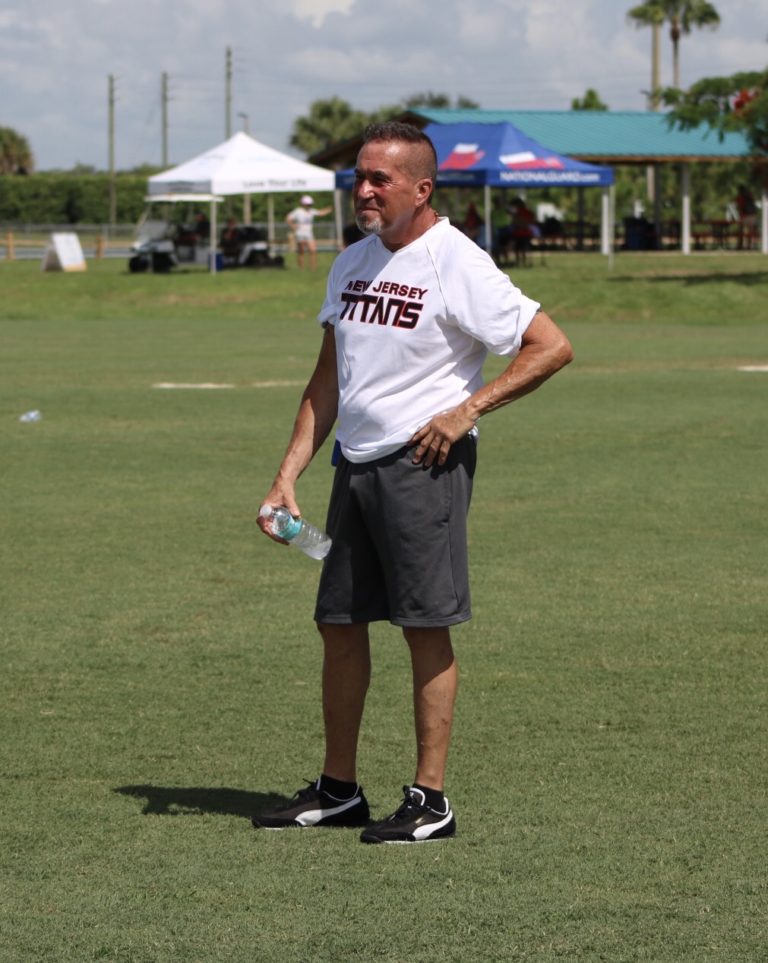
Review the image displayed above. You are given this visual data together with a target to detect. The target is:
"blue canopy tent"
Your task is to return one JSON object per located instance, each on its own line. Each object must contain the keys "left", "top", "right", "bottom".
{"left": 336, "top": 121, "right": 615, "bottom": 254}
{"left": 425, "top": 121, "right": 615, "bottom": 256}
{"left": 426, "top": 121, "right": 613, "bottom": 186}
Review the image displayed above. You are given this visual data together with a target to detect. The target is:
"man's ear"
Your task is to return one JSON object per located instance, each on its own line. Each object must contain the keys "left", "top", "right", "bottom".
{"left": 415, "top": 178, "right": 433, "bottom": 207}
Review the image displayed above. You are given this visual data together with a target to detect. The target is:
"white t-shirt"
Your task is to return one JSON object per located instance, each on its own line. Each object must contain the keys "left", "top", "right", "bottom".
{"left": 318, "top": 217, "right": 540, "bottom": 463}
{"left": 287, "top": 207, "right": 317, "bottom": 241}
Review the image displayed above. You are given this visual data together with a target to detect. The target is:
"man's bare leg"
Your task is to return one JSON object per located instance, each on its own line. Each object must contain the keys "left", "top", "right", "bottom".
{"left": 317, "top": 622, "right": 371, "bottom": 783}
{"left": 403, "top": 626, "right": 457, "bottom": 790}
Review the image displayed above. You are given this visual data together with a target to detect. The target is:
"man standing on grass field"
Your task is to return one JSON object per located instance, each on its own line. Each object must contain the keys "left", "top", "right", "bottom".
{"left": 253, "top": 121, "right": 573, "bottom": 844}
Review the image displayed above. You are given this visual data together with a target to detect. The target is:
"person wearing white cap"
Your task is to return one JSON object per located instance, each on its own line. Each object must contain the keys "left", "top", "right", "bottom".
{"left": 286, "top": 194, "right": 333, "bottom": 270}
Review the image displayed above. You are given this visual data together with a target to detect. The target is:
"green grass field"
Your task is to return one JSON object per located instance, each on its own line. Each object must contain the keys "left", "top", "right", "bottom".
{"left": 1, "top": 253, "right": 767, "bottom": 961}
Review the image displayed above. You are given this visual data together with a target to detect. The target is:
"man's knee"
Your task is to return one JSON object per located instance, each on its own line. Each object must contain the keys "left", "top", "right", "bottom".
{"left": 402, "top": 626, "right": 455, "bottom": 667}
{"left": 317, "top": 621, "right": 370, "bottom": 658}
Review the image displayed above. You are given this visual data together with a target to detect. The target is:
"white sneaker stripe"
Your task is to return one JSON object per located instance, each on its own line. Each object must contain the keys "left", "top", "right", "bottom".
{"left": 412, "top": 807, "right": 454, "bottom": 840}
{"left": 295, "top": 796, "right": 360, "bottom": 826}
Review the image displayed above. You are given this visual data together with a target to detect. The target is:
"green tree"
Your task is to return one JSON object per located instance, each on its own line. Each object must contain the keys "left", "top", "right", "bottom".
{"left": 571, "top": 89, "right": 609, "bottom": 111}
{"left": 363, "top": 93, "right": 481, "bottom": 129}
{"left": 403, "top": 92, "right": 480, "bottom": 110}
{"left": 0, "top": 126, "right": 35, "bottom": 174}
{"left": 292, "top": 93, "right": 481, "bottom": 158}
{"left": 663, "top": 68, "right": 768, "bottom": 157}
{"left": 289, "top": 97, "right": 368, "bottom": 156}
{"left": 628, "top": 0, "right": 720, "bottom": 89}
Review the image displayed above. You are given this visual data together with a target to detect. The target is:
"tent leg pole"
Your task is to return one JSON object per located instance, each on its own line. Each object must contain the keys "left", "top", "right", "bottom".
{"left": 484, "top": 184, "right": 492, "bottom": 255}
{"left": 210, "top": 200, "right": 217, "bottom": 275}
{"left": 267, "top": 195, "right": 275, "bottom": 252}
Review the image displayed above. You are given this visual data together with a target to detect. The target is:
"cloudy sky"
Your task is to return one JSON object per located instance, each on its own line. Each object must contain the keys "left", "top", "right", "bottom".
{"left": 1, "top": 0, "right": 765, "bottom": 171}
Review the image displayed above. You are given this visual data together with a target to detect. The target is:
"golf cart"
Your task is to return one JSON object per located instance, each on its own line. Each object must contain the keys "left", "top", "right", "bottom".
{"left": 128, "top": 194, "right": 219, "bottom": 274}
{"left": 128, "top": 219, "right": 181, "bottom": 273}
{"left": 129, "top": 196, "right": 283, "bottom": 274}
{"left": 219, "top": 223, "right": 284, "bottom": 269}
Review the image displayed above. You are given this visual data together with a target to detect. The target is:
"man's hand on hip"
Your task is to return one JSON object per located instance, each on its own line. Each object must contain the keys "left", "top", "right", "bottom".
{"left": 409, "top": 408, "right": 476, "bottom": 468}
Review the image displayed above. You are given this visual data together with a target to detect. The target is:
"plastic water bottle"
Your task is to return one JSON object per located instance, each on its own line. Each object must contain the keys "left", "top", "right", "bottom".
{"left": 19, "top": 410, "right": 42, "bottom": 423}
{"left": 259, "top": 505, "right": 331, "bottom": 560}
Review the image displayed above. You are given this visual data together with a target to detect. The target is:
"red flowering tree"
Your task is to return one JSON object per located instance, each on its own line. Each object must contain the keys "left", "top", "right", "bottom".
{"left": 662, "top": 68, "right": 768, "bottom": 158}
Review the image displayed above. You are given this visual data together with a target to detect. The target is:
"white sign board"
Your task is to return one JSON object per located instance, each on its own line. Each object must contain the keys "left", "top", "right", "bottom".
{"left": 41, "top": 232, "right": 87, "bottom": 272}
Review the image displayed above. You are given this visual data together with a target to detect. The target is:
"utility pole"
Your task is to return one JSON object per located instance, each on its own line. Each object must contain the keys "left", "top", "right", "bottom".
{"left": 161, "top": 71, "right": 169, "bottom": 167}
{"left": 651, "top": 22, "right": 661, "bottom": 110}
{"left": 225, "top": 46, "right": 233, "bottom": 139}
{"left": 108, "top": 74, "right": 116, "bottom": 229}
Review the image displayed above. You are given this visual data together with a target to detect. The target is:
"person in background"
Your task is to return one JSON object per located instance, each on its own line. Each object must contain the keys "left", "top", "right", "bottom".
{"left": 462, "top": 200, "right": 482, "bottom": 244}
{"left": 735, "top": 185, "right": 757, "bottom": 251}
{"left": 253, "top": 121, "right": 573, "bottom": 844}
{"left": 286, "top": 195, "right": 333, "bottom": 269}
{"left": 510, "top": 197, "right": 537, "bottom": 268}
{"left": 193, "top": 210, "right": 210, "bottom": 244}
{"left": 220, "top": 217, "right": 241, "bottom": 263}
{"left": 491, "top": 196, "right": 512, "bottom": 264}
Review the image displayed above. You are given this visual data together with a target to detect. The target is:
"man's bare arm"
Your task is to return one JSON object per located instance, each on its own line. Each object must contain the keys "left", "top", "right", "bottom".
{"left": 410, "top": 311, "right": 573, "bottom": 467}
{"left": 258, "top": 326, "right": 338, "bottom": 536}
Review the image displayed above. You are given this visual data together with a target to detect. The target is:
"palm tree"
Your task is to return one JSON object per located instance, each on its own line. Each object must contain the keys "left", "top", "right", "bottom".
{"left": 290, "top": 97, "right": 368, "bottom": 157}
{"left": 628, "top": 0, "right": 721, "bottom": 90}
{"left": 0, "top": 127, "right": 35, "bottom": 174}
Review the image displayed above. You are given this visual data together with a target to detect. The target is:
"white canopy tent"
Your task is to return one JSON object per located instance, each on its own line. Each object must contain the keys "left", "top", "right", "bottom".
{"left": 147, "top": 132, "right": 338, "bottom": 273}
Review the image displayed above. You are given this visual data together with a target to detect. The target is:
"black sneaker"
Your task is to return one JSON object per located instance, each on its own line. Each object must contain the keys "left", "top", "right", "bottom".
{"left": 251, "top": 779, "right": 369, "bottom": 830}
{"left": 360, "top": 786, "right": 456, "bottom": 844}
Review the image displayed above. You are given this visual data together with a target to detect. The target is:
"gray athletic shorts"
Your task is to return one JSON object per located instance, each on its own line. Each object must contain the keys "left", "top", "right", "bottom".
{"left": 314, "top": 433, "right": 477, "bottom": 627}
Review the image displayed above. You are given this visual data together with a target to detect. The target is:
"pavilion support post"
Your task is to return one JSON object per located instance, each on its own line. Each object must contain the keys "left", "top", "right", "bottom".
{"left": 681, "top": 164, "right": 691, "bottom": 255}
{"left": 577, "top": 188, "right": 585, "bottom": 250}
{"left": 761, "top": 188, "right": 768, "bottom": 255}
{"left": 600, "top": 187, "right": 611, "bottom": 256}
{"left": 653, "top": 164, "right": 663, "bottom": 250}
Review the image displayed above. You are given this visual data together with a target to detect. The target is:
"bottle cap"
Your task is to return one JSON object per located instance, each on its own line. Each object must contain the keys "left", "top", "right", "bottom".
{"left": 259, "top": 504, "right": 272, "bottom": 519}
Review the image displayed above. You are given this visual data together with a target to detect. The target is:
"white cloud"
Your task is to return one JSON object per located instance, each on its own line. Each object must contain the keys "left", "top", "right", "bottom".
{"left": 456, "top": 3, "right": 520, "bottom": 50}
{"left": 0, "top": 0, "right": 763, "bottom": 170}
{"left": 287, "top": 0, "right": 356, "bottom": 28}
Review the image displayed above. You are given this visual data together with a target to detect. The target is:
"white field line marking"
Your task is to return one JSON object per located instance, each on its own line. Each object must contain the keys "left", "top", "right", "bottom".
{"left": 737, "top": 366, "right": 768, "bottom": 373}
{"left": 153, "top": 382, "right": 235, "bottom": 389}
{"left": 151, "top": 380, "right": 305, "bottom": 390}
{"left": 251, "top": 380, "right": 305, "bottom": 388}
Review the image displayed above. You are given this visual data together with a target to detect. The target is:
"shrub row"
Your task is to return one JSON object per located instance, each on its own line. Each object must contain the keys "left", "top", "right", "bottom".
{"left": 0, "top": 173, "right": 336, "bottom": 226}
{"left": 0, "top": 174, "right": 151, "bottom": 224}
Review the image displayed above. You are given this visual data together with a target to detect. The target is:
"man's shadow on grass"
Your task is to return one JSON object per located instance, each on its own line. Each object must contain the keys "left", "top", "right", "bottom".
{"left": 114, "top": 784, "right": 286, "bottom": 819}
